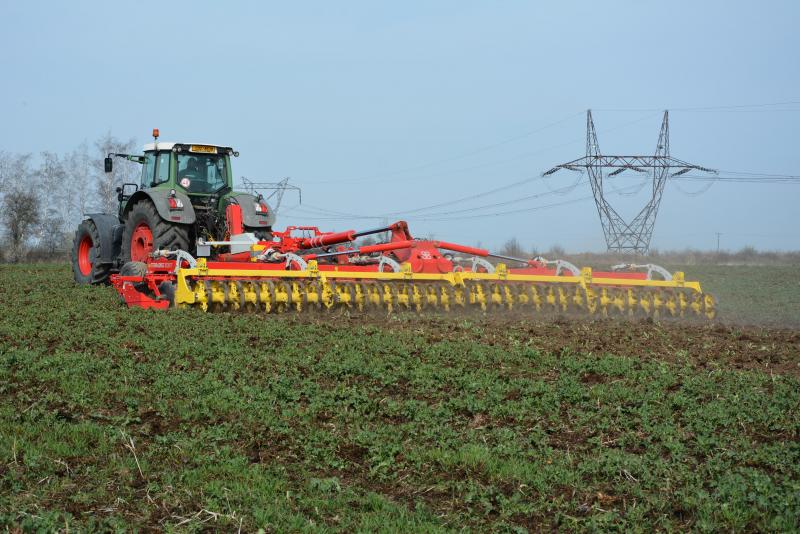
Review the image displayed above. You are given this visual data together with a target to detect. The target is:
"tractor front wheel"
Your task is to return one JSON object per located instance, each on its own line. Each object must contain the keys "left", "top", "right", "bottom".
{"left": 122, "top": 200, "right": 191, "bottom": 263}
{"left": 71, "top": 220, "right": 111, "bottom": 285}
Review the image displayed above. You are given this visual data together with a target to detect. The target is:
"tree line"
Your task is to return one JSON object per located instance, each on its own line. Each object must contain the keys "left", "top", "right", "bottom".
{"left": 0, "top": 133, "right": 141, "bottom": 262}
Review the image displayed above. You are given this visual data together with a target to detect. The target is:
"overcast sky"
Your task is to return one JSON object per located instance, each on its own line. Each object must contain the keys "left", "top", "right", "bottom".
{"left": 1, "top": 0, "right": 798, "bottom": 252}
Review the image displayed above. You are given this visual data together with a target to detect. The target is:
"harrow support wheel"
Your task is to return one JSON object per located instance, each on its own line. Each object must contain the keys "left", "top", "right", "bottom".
{"left": 159, "top": 281, "right": 176, "bottom": 308}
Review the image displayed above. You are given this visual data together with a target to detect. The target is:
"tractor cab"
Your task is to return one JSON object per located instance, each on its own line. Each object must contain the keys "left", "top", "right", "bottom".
{"left": 137, "top": 142, "right": 237, "bottom": 196}
{"left": 107, "top": 131, "right": 240, "bottom": 213}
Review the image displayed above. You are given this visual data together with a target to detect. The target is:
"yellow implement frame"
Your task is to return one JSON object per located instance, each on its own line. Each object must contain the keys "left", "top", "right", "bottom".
{"left": 172, "top": 259, "right": 716, "bottom": 319}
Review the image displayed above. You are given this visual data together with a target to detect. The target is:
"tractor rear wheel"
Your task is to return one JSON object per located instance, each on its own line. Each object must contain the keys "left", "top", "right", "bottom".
{"left": 71, "top": 219, "right": 111, "bottom": 285}
{"left": 122, "top": 200, "right": 191, "bottom": 263}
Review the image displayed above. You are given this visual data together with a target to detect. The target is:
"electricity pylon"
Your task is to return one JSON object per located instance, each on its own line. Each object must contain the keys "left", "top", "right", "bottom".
{"left": 543, "top": 110, "right": 717, "bottom": 254}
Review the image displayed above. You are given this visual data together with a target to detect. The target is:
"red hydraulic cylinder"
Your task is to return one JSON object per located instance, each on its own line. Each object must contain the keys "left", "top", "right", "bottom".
{"left": 302, "top": 240, "right": 414, "bottom": 261}
{"left": 299, "top": 230, "right": 356, "bottom": 249}
{"left": 433, "top": 241, "right": 489, "bottom": 257}
{"left": 360, "top": 240, "right": 414, "bottom": 254}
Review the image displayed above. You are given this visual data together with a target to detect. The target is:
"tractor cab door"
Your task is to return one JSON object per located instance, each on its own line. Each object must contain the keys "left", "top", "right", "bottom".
{"left": 140, "top": 152, "right": 171, "bottom": 190}
{"left": 140, "top": 152, "right": 156, "bottom": 189}
{"left": 154, "top": 152, "right": 170, "bottom": 186}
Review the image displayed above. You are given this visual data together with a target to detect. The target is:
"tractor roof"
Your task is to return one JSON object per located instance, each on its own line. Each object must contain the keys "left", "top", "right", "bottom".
{"left": 142, "top": 142, "right": 234, "bottom": 152}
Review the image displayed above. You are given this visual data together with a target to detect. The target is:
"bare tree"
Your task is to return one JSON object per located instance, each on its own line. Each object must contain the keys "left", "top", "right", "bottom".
{"left": 93, "top": 132, "right": 138, "bottom": 213}
{"left": 0, "top": 151, "right": 32, "bottom": 196}
{"left": 2, "top": 189, "right": 41, "bottom": 262}
{"left": 0, "top": 153, "right": 36, "bottom": 261}
{"left": 35, "top": 151, "right": 71, "bottom": 253}
{"left": 65, "top": 141, "right": 94, "bottom": 224}
{"left": 499, "top": 237, "right": 525, "bottom": 258}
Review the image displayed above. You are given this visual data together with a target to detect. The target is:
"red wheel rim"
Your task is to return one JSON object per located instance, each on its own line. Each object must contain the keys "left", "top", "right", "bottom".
{"left": 77, "top": 235, "right": 93, "bottom": 276}
{"left": 130, "top": 223, "right": 154, "bottom": 262}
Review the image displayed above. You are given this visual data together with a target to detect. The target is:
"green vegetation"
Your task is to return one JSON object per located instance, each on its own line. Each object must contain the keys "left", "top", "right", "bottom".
{"left": 677, "top": 264, "right": 800, "bottom": 327}
{"left": 1, "top": 264, "right": 798, "bottom": 531}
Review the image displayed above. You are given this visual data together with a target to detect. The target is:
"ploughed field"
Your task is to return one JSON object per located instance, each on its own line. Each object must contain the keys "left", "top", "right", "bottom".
{"left": 0, "top": 264, "right": 798, "bottom": 531}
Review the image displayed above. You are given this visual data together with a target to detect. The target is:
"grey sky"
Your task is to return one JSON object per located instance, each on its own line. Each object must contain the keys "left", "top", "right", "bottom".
{"left": 2, "top": 0, "right": 798, "bottom": 251}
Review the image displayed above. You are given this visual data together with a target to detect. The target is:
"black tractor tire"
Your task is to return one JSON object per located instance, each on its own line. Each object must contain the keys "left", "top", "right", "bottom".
{"left": 121, "top": 200, "right": 191, "bottom": 263}
{"left": 245, "top": 226, "right": 272, "bottom": 242}
{"left": 71, "top": 219, "right": 111, "bottom": 285}
{"left": 119, "top": 261, "right": 148, "bottom": 279}
{"left": 118, "top": 261, "right": 149, "bottom": 295}
{"left": 158, "top": 281, "right": 176, "bottom": 307}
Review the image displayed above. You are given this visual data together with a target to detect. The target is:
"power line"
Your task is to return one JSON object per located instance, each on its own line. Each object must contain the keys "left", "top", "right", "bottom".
{"left": 300, "top": 100, "right": 798, "bottom": 191}
{"left": 719, "top": 169, "right": 800, "bottom": 178}
{"left": 381, "top": 175, "right": 540, "bottom": 217}
{"left": 285, "top": 101, "right": 800, "bottom": 227}
{"left": 594, "top": 100, "right": 800, "bottom": 112}
{"left": 411, "top": 196, "right": 594, "bottom": 221}
{"left": 282, "top": 195, "right": 594, "bottom": 222}
{"left": 283, "top": 169, "right": 800, "bottom": 224}
{"left": 302, "top": 111, "right": 584, "bottom": 185}
{"left": 283, "top": 182, "right": 647, "bottom": 223}
{"left": 378, "top": 112, "right": 663, "bottom": 216}
{"left": 674, "top": 175, "right": 800, "bottom": 183}
{"left": 283, "top": 181, "right": 582, "bottom": 221}
{"left": 408, "top": 181, "right": 649, "bottom": 221}
{"left": 285, "top": 169, "right": 800, "bottom": 224}
{"left": 671, "top": 177, "right": 716, "bottom": 197}
{"left": 290, "top": 203, "right": 381, "bottom": 219}
{"left": 303, "top": 110, "right": 662, "bottom": 188}
{"left": 391, "top": 179, "right": 589, "bottom": 218}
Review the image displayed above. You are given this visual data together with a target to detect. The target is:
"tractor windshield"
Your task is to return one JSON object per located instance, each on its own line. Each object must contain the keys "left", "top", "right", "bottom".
{"left": 176, "top": 153, "right": 228, "bottom": 194}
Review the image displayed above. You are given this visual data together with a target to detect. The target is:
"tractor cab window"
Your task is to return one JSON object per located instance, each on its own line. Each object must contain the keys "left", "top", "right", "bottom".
{"left": 176, "top": 153, "right": 227, "bottom": 194}
{"left": 140, "top": 152, "right": 156, "bottom": 189}
{"left": 154, "top": 152, "right": 170, "bottom": 185}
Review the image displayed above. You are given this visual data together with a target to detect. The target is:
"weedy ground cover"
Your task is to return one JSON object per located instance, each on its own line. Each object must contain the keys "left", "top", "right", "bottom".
{"left": 0, "top": 264, "right": 798, "bottom": 531}
{"left": 677, "top": 264, "right": 800, "bottom": 328}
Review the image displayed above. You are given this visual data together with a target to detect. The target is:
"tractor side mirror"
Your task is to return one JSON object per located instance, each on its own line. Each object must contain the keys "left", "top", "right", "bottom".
{"left": 104, "top": 157, "right": 113, "bottom": 173}
{"left": 117, "top": 183, "right": 138, "bottom": 202}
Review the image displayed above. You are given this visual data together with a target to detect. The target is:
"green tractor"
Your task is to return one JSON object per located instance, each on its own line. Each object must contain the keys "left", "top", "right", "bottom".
{"left": 71, "top": 130, "right": 275, "bottom": 284}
